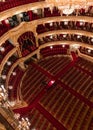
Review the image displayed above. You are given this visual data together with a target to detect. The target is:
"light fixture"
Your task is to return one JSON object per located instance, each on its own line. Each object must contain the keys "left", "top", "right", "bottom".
{"left": 0, "top": 85, "right": 16, "bottom": 108}
{"left": 1, "top": 75, "right": 6, "bottom": 80}
{"left": 50, "top": 22, "right": 53, "bottom": 26}
{"left": 62, "top": 5, "right": 75, "bottom": 15}
{"left": 17, "top": 117, "right": 31, "bottom": 130}
{"left": 91, "top": 38, "right": 93, "bottom": 42}
{"left": 88, "top": 49, "right": 91, "bottom": 53}
{"left": 18, "top": 13, "right": 23, "bottom": 18}
{"left": 62, "top": 44, "right": 65, "bottom": 47}
{"left": 50, "top": 35, "right": 53, "bottom": 39}
{"left": 8, "top": 85, "right": 13, "bottom": 90}
{"left": 5, "top": 19, "right": 9, "bottom": 24}
{"left": 64, "top": 21, "right": 68, "bottom": 25}
{"left": 77, "top": 35, "right": 81, "bottom": 39}
{"left": 14, "top": 113, "right": 20, "bottom": 120}
{"left": 8, "top": 100, "right": 16, "bottom": 107}
{"left": 7, "top": 61, "right": 12, "bottom": 66}
{"left": 32, "top": 9, "right": 38, "bottom": 14}
{"left": 71, "top": 44, "right": 80, "bottom": 49}
{"left": 0, "top": 47, "right": 5, "bottom": 52}
{"left": 46, "top": 0, "right": 88, "bottom": 15}
{"left": 12, "top": 72, "right": 16, "bottom": 76}
{"left": 50, "top": 46, "right": 53, "bottom": 49}
{"left": 80, "top": 21, "right": 84, "bottom": 26}
{"left": 0, "top": 85, "right": 8, "bottom": 107}
{"left": 63, "top": 34, "right": 66, "bottom": 38}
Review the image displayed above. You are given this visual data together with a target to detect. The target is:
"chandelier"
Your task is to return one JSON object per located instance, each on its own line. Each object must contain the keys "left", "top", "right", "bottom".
{"left": 0, "top": 84, "right": 16, "bottom": 108}
{"left": 0, "top": 85, "right": 9, "bottom": 107}
{"left": 17, "top": 116, "right": 31, "bottom": 130}
{"left": 46, "top": 0, "right": 88, "bottom": 15}
{"left": 59, "top": 5, "right": 75, "bottom": 15}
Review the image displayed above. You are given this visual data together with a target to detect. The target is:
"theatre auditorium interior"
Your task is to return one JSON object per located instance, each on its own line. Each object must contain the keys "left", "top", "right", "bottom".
{"left": 1, "top": 0, "right": 93, "bottom": 130}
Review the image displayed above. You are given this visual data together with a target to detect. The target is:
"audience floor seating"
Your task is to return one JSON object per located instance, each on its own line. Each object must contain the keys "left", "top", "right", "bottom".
{"left": 14, "top": 55, "right": 93, "bottom": 130}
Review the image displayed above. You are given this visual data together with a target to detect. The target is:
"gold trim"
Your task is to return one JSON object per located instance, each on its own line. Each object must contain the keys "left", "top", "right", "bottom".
{"left": 0, "top": 16, "right": 93, "bottom": 46}
{"left": 0, "top": 48, "right": 17, "bottom": 75}
{"left": 37, "top": 29, "right": 93, "bottom": 38}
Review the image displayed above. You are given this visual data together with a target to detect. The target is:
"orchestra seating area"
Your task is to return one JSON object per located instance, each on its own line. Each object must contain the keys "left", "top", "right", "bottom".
{"left": 21, "top": 65, "right": 49, "bottom": 104}
{"left": 19, "top": 54, "right": 93, "bottom": 130}
{"left": 27, "top": 108, "right": 56, "bottom": 130}
{"left": 39, "top": 85, "right": 93, "bottom": 130}
{"left": 60, "top": 66, "right": 93, "bottom": 102}
{"left": 38, "top": 56, "right": 71, "bottom": 75}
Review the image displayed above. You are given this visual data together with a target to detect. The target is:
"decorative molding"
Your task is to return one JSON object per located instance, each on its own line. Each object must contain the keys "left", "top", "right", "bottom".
{"left": 0, "top": 16, "right": 93, "bottom": 46}
{"left": 0, "top": 48, "right": 17, "bottom": 75}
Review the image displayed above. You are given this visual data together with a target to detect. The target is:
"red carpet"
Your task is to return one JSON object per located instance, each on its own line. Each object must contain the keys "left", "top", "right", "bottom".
{"left": 31, "top": 61, "right": 53, "bottom": 78}
{"left": 31, "top": 60, "right": 93, "bottom": 108}
{"left": 71, "top": 51, "right": 78, "bottom": 61}
{"left": 55, "top": 61, "right": 75, "bottom": 78}
{"left": 13, "top": 89, "right": 46, "bottom": 115}
{"left": 36, "top": 103, "right": 67, "bottom": 130}
{"left": 57, "top": 80, "right": 93, "bottom": 108}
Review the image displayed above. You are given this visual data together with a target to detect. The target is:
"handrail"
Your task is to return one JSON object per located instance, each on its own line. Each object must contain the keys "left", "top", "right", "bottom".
{"left": 0, "top": 16, "right": 93, "bottom": 46}
{"left": 0, "top": 48, "right": 17, "bottom": 75}
{"left": 37, "top": 29, "right": 93, "bottom": 38}
{"left": 5, "top": 40, "right": 93, "bottom": 88}
{"left": 6, "top": 49, "right": 38, "bottom": 87}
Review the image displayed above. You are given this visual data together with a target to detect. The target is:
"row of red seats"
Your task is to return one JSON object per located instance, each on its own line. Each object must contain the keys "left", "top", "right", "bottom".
{"left": 40, "top": 85, "right": 84, "bottom": 130}
{"left": 0, "top": 0, "right": 44, "bottom": 12}
{"left": 40, "top": 45, "right": 68, "bottom": 57}
{"left": 21, "top": 65, "right": 48, "bottom": 104}
{"left": 80, "top": 108, "right": 93, "bottom": 130}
